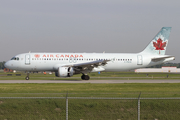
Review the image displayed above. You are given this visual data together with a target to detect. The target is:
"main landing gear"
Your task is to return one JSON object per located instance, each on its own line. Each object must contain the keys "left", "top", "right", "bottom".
{"left": 81, "top": 74, "right": 90, "bottom": 80}
{"left": 25, "top": 73, "right": 30, "bottom": 80}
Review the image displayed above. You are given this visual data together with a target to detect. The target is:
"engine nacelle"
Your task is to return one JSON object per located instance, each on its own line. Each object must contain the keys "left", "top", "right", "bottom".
{"left": 55, "top": 67, "right": 74, "bottom": 77}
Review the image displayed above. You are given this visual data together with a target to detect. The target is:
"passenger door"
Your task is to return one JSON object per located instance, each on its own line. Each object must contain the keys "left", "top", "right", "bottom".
{"left": 25, "top": 54, "right": 30, "bottom": 65}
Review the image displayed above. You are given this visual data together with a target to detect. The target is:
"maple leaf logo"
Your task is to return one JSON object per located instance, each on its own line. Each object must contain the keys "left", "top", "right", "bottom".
{"left": 34, "top": 54, "right": 40, "bottom": 58}
{"left": 153, "top": 38, "right": 166, "bottom": 54}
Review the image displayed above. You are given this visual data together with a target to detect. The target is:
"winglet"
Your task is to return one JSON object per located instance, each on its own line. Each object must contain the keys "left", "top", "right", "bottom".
{"left": 141, "top": 27, "right": 172, "bottom": 55}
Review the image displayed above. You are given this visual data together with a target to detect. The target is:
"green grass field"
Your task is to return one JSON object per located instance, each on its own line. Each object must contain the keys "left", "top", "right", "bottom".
{"left": 1, "top": 71, "right": 180, "bottom": 80}
{"left": 0, "top": 83, "right": 180, "bottom": 120}
{"left": 0, "top": 72, "right": 180, "bottom": 120}
{"left": 0, "top": 83, "right": 180, "bottom": 97}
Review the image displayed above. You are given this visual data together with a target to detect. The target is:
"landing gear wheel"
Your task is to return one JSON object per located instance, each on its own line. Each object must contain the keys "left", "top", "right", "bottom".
{"left": 25, "top": 76, "right": 29, "bottom": 80}
{"left": 84, "top": 75, "right": 90, "bottom": 80}
{"left": 25, "top": 73, "right": 30, "bottom": 80}
{"left": 81, "top": 75, "right": 85, "bottom": 80}
{"left": 81, "top": 74, "right": 90, "bottom": 80}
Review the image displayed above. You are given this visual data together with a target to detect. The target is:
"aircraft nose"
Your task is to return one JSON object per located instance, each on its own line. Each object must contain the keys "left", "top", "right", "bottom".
{"left": 4, "top": 61, "right": 10, "bottom": 68}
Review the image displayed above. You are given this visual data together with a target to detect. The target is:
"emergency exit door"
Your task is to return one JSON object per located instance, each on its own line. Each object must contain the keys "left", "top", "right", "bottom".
{"left": 137, "top": 55, "right": 143, "bottom": 65}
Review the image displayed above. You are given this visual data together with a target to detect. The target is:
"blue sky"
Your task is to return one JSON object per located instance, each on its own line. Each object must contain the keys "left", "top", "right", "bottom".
{"left": 1, "top": 0, "right": 180, "bottom": 62}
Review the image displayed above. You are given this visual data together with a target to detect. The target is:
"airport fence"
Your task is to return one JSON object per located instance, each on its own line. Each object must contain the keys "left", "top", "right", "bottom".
{"left": 0, "top": 95, "right": 180, "bottom": 120}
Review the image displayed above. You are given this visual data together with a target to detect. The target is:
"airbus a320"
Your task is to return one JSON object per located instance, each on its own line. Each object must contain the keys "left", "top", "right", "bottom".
{"left": 5, "top": 27, "right": 175, "bottom": 80}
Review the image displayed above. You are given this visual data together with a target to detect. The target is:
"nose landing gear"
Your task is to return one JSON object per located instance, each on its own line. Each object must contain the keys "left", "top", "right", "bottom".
{"left": 25, "top": 73, "right": 30, "bottom": 80}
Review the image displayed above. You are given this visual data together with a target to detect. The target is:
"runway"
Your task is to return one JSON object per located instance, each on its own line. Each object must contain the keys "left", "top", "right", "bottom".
{"left": 0, "top": 80, "right": 180, "bottom": 83}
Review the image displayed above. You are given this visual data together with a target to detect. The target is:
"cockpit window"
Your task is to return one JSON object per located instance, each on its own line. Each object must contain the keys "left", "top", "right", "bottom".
{"left": 11, "top": 57, "right": 15, "bottom": 60}
{"left": 11, "top": 57, "right": 19, "bottom": 61}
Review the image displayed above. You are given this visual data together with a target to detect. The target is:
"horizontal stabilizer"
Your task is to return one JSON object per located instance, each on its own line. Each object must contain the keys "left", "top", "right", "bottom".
{"left": 151, "top": 56, "right": 175, "bottom": 62}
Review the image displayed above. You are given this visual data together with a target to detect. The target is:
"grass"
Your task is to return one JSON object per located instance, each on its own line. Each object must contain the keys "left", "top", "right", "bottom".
{"left": 0, "top": 83, "right": 180, "bottom": 97}
{"left": 0, "top": 97, "right": 180, "bottom": 119}
{"left": 0, "top": 72, "right": 180, "bottom": 119}
{"left": 1, "top": 71, "right": 180, "bottom": 80}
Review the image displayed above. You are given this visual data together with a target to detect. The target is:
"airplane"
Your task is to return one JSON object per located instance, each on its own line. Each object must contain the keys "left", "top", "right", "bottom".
{"left": 4, "top": 27, "right": 175, "bottom": 80}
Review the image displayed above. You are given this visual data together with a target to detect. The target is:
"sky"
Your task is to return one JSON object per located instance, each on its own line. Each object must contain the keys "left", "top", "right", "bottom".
{"left": 1, "top": 0, "right": 180, "bottom": 62}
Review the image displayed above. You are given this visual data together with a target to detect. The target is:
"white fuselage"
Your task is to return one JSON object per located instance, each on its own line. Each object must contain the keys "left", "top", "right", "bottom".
{"left": 5, "top": 52, "right": 173, "bottom": 72}
{"left": 4, "top": 27, "right": 174, "bottom": 80}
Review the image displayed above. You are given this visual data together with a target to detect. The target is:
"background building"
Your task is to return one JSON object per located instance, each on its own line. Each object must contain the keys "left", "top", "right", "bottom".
{"left": 135, "top": 67, "right": 180, "bottom": 73}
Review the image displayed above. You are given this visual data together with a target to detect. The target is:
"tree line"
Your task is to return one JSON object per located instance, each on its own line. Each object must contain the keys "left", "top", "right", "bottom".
{"left": 0, "top": 62, "right": 5, "bottom": 69}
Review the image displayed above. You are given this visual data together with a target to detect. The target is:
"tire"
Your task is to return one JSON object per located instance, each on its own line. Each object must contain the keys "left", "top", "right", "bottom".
{"left": 25, "top": 76, "right": 29, "bottom": 80}
{"left": 81, "top": 75, "right": 85, "bottom": 80}
{"left": 84, "top": 75, "right": 90, "bottom": 80}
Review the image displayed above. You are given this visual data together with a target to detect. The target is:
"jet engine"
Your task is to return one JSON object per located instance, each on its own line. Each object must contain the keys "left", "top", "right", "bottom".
{"left": 55, "top": 67, "right": 74, "bottom": 77}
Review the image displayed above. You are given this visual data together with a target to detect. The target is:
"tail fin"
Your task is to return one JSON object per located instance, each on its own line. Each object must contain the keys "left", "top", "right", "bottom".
{"left": 141, "top": 27, "right": 172, "bottom": 55}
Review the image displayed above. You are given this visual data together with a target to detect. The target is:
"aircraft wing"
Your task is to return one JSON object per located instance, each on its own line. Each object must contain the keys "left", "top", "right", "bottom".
{"left": 151, "top": 56, "right": 175, "bottom": 62}
{"left": 63, "top": 60, "right": 109, "bottom": 73}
